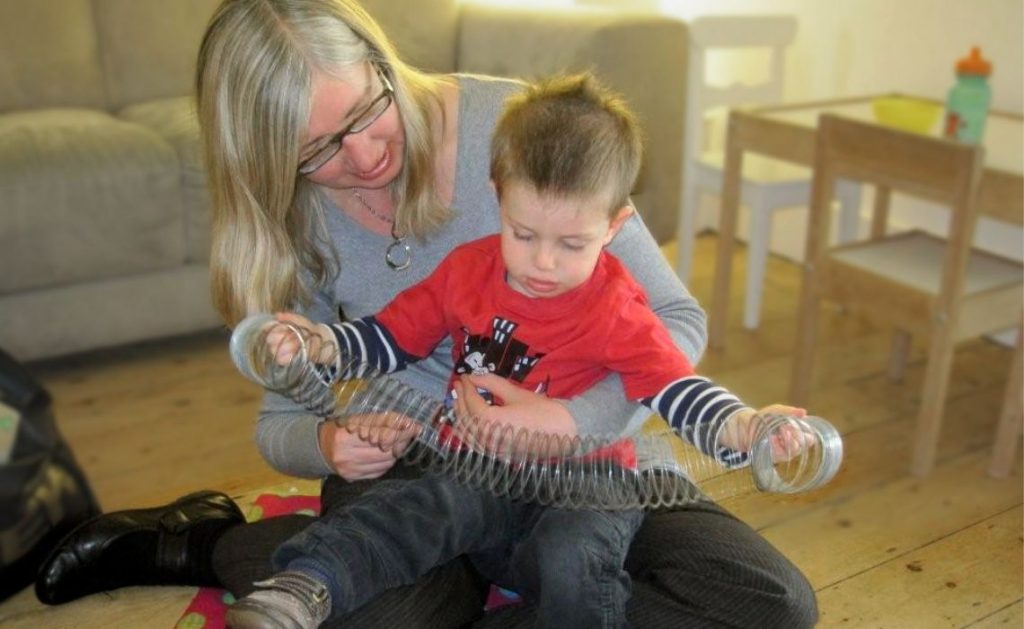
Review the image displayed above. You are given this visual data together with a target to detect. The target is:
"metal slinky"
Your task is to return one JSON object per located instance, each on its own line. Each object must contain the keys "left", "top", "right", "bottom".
{"left": 231, "top": 314, "right": 843, "bottom": 510}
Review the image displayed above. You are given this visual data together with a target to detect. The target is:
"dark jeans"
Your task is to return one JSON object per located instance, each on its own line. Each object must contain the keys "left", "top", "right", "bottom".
{"left": 212, "top": 461, "right": 818, "bottom": 628}
{"left": 272, "top": 474, "right": 642, "bottom": 628}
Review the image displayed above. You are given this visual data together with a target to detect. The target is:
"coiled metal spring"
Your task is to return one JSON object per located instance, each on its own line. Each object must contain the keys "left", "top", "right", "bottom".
{"left": 231, "top": 314, "right": 843, "bottom": 510}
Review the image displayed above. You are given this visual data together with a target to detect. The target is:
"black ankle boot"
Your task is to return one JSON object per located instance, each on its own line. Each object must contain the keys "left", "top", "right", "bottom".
{"left": 35, "top": 490, "right": 245, "bottom": 604}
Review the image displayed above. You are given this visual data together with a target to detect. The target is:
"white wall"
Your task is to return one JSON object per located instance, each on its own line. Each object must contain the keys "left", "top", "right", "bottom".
{"left": 660, "top": 0, "right": 1022, "bottom": 113}
{"left": 575, "top": 0, "right": 1024, "bottom": 262}
{"left": 495, "top": 0, "right": 1022, "bottom": 113}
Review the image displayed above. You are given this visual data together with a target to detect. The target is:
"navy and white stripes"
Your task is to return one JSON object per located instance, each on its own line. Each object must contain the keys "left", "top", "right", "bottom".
{"left": 643, "top": 376, "right": 751, "bottom": 468}
{"left": 328, "top": 316, "right": 415, "bottom": 378}
{"left": 324, "top": 318, "right": 752, "bottom": 467}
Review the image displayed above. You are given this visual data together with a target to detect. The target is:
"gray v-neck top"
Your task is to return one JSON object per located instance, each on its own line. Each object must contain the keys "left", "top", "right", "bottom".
{"left": 255, "top": 75, "right": 707, "bottom": 478}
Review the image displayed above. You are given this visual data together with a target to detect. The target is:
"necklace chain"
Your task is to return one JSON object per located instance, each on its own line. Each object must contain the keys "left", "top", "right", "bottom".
{"left": 351, "top": 190, "right": 394, "bottom": 225}
{"left": 350, "top": 189, "right": 411, "bottom": 271}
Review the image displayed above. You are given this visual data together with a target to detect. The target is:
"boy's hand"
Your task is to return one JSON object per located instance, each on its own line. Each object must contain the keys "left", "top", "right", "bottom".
{"left": 719, "top": 404, "right": 807, "bottom": 460}
{"left": 265, "top": 312, "right": 336, "bottom": 366}
{"left": 451, "top": 374, "right": 577, "bottom": 457}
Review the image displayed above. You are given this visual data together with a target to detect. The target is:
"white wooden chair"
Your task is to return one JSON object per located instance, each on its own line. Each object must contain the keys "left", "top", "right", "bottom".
{"left": 675, "top": 15, "right": 862, "bottom": 329}
{"left": 789, "top": 114, "right": 1023, "bottom": 478}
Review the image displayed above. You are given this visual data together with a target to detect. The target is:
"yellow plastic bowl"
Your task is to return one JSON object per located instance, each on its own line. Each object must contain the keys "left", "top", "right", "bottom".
{"left": 872, "top": 97, "right": 942, "bottom": 134}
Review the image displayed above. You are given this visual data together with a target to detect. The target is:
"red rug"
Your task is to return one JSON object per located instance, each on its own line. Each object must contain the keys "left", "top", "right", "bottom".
{"left": 174, "top": 492, "right": 320, "bottom": 629}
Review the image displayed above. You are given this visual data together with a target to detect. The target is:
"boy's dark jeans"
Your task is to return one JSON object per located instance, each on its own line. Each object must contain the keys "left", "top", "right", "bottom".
{"left": 214, "top": 460, "right": 819, "bottom": 628}
{"left": 271, "top": 474, "right": 643, "bottom": 629}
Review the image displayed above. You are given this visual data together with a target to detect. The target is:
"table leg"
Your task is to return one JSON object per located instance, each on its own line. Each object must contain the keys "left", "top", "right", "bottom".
{"left": 708, "top": 117, "right": 745, "bottom": 350}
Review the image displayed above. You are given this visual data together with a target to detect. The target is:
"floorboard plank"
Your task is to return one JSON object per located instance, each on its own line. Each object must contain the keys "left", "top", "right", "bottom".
{"left": 762, "top": 450, "right": 1022, "bottom": 589}
{"left": 815, "top": 506, "right": 1023, "bottom": 628}
{"left": 964, "top": 600, "right": 1024, "bottom": 628}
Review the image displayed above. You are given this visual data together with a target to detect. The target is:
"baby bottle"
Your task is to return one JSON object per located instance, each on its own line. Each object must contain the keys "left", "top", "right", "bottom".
{"left": 943, "top": 47, "right": 992, "bottom": 143}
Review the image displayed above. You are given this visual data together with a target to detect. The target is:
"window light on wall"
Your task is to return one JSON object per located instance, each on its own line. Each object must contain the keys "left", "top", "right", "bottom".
{"left": 459, "top": 0, "right": 575, "bottom": 7}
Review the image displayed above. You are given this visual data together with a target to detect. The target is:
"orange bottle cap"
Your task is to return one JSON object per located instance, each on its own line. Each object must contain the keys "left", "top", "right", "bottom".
{"left": 956, "top": 46, "right": 992, "bottom": 76}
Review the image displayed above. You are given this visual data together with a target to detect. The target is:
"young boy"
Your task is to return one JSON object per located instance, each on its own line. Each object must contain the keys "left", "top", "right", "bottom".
{"left": 228, "top": 74, "right": 804, "bottom": 629}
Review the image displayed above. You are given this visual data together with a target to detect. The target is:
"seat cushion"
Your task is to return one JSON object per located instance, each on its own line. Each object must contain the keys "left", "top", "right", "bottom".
{"left": 831, "top": 230, "right": 1023, "bottom": 295}
{"left": 0, "top": 109, "right": 184, "bottom": 293}
{"left": 120, "top": 97, "right": 210, "bottom": 263}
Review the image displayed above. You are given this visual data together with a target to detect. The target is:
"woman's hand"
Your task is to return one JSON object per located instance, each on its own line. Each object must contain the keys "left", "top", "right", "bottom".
{"left": 317, "top": 419, "right": 415, "bottom": 481}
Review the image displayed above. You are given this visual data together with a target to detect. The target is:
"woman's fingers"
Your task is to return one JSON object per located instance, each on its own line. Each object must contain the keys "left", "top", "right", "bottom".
{"left": 341, "top": 454, "right": 400, "bottom": 480}
{"left": 321, "top": 422, "right": 399, "bottom": 480}
{"left": 336, "top": 411, "right": 423, "bottom": 463}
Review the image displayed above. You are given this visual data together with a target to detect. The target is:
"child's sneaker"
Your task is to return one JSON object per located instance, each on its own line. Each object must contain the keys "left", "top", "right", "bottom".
{"left": 227, "top": 570, "right": 331, "bottom": 629}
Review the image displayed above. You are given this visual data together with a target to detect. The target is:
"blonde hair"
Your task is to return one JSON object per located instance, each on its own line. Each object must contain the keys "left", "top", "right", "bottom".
{"left": 196, "top": 0, "right": 451, "bottom": 325}
{"left": 490, "top": 73, "right": 642, "bottom": 216}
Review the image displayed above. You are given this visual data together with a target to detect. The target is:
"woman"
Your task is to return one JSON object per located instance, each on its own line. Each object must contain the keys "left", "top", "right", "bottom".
{"left": 37, "top": 1, "right": 817, "bottom": 626}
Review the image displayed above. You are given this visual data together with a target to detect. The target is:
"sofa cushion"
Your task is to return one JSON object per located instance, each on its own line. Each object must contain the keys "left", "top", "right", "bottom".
{"left": 0, "top": 109, "right": 185, "bottom": 293}
{"left": 92, "top": 0, "right": 222, "bottom": 110}
{"left": 0, "top": 0, "right": 107, "bottom": 112}
{"left": 0, "top": 264, "right": 221, "bottom": 361}
{"left": 120, "top": 97, "right": 211, "bottom": 263}
{"left": 361, "top": 0, "right": 459, "bottom": 72}
{"left": 92, "top": 0, "right": 460, "bottom": 110}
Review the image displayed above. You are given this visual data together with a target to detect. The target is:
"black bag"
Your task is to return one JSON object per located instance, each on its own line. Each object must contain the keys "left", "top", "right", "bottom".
{"left": 0, "top": 348, "right": 100, "bottom": 603}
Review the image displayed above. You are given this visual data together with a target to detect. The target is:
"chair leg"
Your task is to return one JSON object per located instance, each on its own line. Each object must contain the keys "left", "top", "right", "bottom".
{"left": 743, "top": 204, "right": 772, "bottom": 330}
{"left": 789, "top": 265, "right": 821, "bottom": 407}
{"left": 870, "top": 185, "right": 892, "bottom": 239}
{"left": 910, "top": 320, "right": 959, "bottom": 478}
{"left": 708, "top": 142, "right": 744, "bottom": 351}
{"left": 989, "top": 325, "right": 1023, "bottom": 478}
{"left": 887, "top": 330, "right": 912, "bottom": 382}
{"left": 676, "top": 181, "right": 702, "bottom": 283}
{"left": 836, "top": 179, "right": 862, "bottom": 244}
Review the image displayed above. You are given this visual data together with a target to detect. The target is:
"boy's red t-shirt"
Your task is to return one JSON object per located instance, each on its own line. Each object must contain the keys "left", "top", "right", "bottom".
{"left": 375, "top": 235, "right": 694, "bottom": 402}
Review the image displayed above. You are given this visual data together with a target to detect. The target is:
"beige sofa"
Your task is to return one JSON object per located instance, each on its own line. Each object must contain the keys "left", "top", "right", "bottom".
{"left": 0, "top": 0, "right": 688, "bottom": 361}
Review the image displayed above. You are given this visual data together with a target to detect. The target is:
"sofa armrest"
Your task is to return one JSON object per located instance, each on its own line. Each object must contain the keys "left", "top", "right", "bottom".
{"left": 456, "top": 6, "right": 688, "bottom": 243}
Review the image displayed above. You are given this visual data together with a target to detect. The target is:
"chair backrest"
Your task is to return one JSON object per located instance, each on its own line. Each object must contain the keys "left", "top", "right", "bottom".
{"left": 687, "top": 15, "right": 797, "bottom": 116}
{"left": 814, "top": 115, "right": 985, "bottom": 211}
{"left": 808, "top": 114, "right": 988, "bottom": 241}
{"left": 680, "top": 14, "right": 797, "bottom": 220}
{"left": 806, "top": 114, "right": 988, "bottom": 313}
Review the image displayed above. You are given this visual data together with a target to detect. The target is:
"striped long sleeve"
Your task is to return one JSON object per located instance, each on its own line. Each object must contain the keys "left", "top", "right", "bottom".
{"left": 327, "top": 316, "right": 418, "bottom": 378}
{"left": 642, "top": 376, "right": 753, "bottom": 468}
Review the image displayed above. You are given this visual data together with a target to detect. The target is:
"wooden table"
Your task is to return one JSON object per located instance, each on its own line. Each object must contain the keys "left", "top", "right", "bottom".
{"left": 707, "top": 94, "right": 1024, "bottom": 349}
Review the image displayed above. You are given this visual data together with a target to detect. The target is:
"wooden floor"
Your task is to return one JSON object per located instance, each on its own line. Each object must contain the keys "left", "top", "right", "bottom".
{"left": 1, "top": 234, "right": 1020, "bottom": 628}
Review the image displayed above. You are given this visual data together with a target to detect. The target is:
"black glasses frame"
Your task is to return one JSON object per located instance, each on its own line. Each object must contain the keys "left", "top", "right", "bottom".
{"left": 297, "top": 63, "right": 394, "bottom": 175}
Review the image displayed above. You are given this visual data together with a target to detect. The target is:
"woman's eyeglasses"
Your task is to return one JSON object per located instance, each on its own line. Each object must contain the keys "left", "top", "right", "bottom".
{"left": 297, "top": 64, "right": 394, "bottom": 175}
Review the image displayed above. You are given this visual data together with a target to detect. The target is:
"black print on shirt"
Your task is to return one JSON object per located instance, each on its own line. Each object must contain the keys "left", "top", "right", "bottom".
{"left": 455, "top": 317, "right": 547, "bottom": 392}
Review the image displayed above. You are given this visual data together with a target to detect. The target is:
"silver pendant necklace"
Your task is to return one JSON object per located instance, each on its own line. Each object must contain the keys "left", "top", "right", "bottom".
{"left": 351, "top": 190, "right": 411, "bottom": 271}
